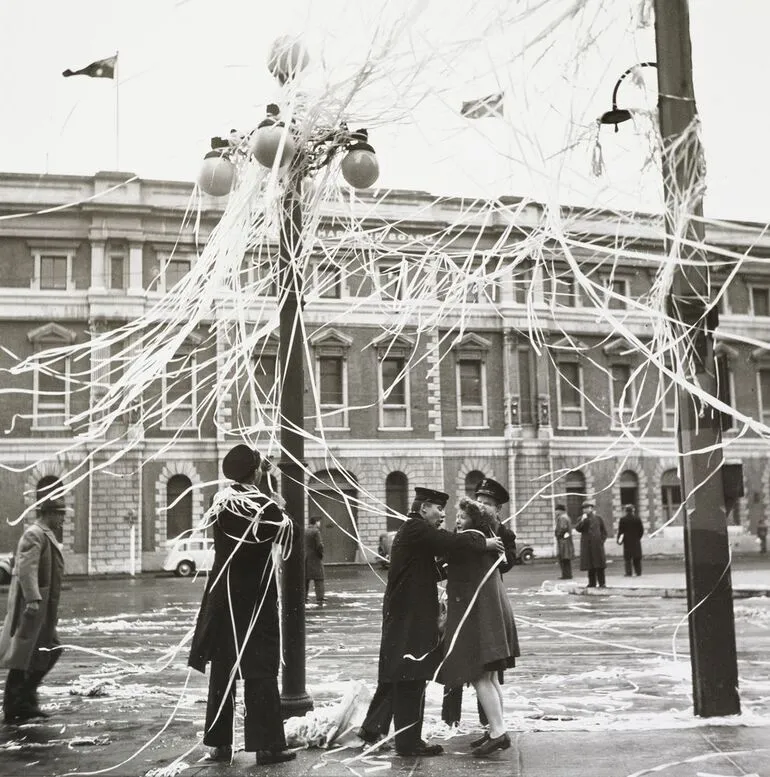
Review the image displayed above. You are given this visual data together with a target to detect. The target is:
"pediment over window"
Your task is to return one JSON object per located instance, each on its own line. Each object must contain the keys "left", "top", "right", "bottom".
{"left": 27, "top": 323, "right": 77, "bottom": 344}
{"left": 309, "top": 328, "right": 354, "bottom": 349}
{"left": 370, "top": 332, "right": 415, "bottom": 357}
{"left": 551, "top": 335, "right": 588, "bottom": 352}
{"left": 452, "top": 333, "right": 491, "bottom": 353}
{"left": 602, "top": 337, "right": 637, "bottom": 357}
{"left": 750, "top": 346, "right": 770, "bottom": 363}
{"left": 714, "top": 341, "right": 739, "bottom": 361}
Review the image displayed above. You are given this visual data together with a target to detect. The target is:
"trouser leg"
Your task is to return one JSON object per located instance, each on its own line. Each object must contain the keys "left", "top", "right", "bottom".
{"left": 597, "top": 568, "right": 606, "bottom": 587}
{"left": 3, "top": 670, "right": 26, "bottom": 721}
{"left": 203, "top": 661, "right": 236, "bottom": 747}
{"left": 305, "top": 579, "right": 310, "bottom": 600}
{"left": 633, "top": 556, "right": 642, "bottom": 575}
{"left": 441, "top": 685, "right": 462, "bottom": 725}
{"left": 624, "top": 556, "right": 633, "bottom": 576}
{"left": 243, "top": 677, "right": 285, "bottom": 752}
{"left": 587, "top": 569, "right": 597, "bottom": 587}
{"left": 360, "top": 682, "right": 393, "bottom": 738}
{"left": 559, "top": 559, "right": 572, "bottom": 579}
{"left": 392, "top": 680, "right": 425, "bottom": 753}
{"left": 315, "top": 578, "right": 325, "bottom": 604}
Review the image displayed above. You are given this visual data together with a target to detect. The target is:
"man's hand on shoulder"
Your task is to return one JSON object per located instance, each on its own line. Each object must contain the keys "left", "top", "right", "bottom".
{"left": 485, "top": 537, "right": 504, "bottom": 553}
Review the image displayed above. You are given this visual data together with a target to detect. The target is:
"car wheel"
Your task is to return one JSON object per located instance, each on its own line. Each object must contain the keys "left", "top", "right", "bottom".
{"left": 519, "top": 548, "right": 534, "bottom": 565}
{"left": 176, "top": 560, "right": 195, "bottom": 577}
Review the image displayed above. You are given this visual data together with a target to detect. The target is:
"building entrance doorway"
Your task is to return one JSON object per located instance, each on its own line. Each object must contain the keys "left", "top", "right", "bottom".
{"left": 308, "top": 469, "right": 359, "bottom": 563}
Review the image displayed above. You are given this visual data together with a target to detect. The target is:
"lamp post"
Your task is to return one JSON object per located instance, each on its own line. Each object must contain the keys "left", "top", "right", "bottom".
{"left": 599, "top": 61, "right": 657, "bottom": 132}
{"left": 601, "top": 4, "right": 740, "bottom": 717}
{"left": 198, "top": 36, "right": 380, "bottom": 718}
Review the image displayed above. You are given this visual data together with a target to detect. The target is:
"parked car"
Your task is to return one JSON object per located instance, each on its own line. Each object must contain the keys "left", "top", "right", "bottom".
{"left": 377, "top": 531, "right": 397, "bottom": 569}
{"left": 162, "top": 537, "right": 214, "bottom": 577}
{"left": 0, "top": 552, "right": 13, "bottom": 585}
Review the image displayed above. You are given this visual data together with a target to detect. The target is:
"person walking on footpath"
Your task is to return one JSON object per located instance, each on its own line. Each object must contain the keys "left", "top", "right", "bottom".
{"left": 0, "top": 498, "right": 67, "bottom": 725}
{"left": 361, "top": 487, "right": 503, "bottom": 758}
{"left": 617, "top": 504, "right": 644, "bottom": 576}
{"left": 554, "top": 504, "right": 574, "bottom": 580}
{"left": 304, "top": 516, "right": 326, "bottom": 606}
{"left": 439, "top": 498, "right": 518, "bottom": 757}
{"left": 575, "top": 499, "right": 608, "bottom": 588}
{"left": 441, "top": 477, "right": 515, "bottom": 728}
{"left": 188, "top": 443, "right": 296, "bottom": 767}
{"left": 757, "top": 515, "right": 767, "bottom": 554}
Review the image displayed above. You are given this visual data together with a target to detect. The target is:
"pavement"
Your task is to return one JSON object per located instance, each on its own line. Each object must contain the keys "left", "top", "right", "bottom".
{"left": 0, "top": 563, "right": 768, "bottom": 777}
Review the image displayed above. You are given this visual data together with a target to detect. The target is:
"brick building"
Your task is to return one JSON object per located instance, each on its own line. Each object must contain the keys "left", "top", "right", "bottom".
{"left": 0, "top": 171, "right": 767, "bottom": 574}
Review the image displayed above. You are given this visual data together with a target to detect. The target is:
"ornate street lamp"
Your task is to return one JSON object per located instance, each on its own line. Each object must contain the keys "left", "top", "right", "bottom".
{"left": 197, "top": 35, "right": 379, "bottom": 718}
{"left": 599, "top": 61, "right": 657, "bottom": 132}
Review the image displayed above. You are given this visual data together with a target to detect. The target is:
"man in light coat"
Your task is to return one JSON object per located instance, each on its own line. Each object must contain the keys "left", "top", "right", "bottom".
{"left": 554, "top": 504, "right": 575, "bottom": 580}
{"left": 0, "top": 498, "right": 66, "bottom": 725}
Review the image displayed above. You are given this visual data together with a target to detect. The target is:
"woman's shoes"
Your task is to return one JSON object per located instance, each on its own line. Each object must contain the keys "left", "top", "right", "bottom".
{"left": 469, "top": 731, "right": 490, "bottom": 749}
{"left": 472, "top": 732, "right": 511, "bottom": 757}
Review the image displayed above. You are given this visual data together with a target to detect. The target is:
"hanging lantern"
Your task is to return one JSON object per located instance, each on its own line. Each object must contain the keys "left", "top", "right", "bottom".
{"left": 341, "top": 129, "right": 379, "bottom": 189}
{"left": 198, "top": 149, "right": 235, "bottom": 197}
{"left": 267, "top": 35, "right": 309, "bottom": 84}
{"left": 250, "top": 106, "right": 296, "bottom": 169}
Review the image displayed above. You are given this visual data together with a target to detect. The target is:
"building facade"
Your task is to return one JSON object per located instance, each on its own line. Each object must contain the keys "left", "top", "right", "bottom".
{"left": 0, "top": 171, "right": 767, "bottom": 574}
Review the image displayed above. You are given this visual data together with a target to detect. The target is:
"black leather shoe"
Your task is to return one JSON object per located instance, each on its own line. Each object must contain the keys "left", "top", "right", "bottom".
{"left": 206, "top": 745, "right": 232, "bottom": 762}
{"left": 469, "top": 731, "right": 490, "bottom": 749}
{"left": 472, "top": 732, "right": 511, "bottom": 757}
{"left": 256, "top": 749, "right": 296, "bottom": 765}
{"left": 396, "top": 742, "right": 444, "bottom": 757}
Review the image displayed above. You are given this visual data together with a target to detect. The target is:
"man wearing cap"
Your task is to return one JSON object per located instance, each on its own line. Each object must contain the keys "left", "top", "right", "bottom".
{"left": 363, "top": 486, "right": 503, "bottom": 758}
{"left": 441, "top": 477, "right": 517, "bottom": 729}
{"left": 0, "top": 498, "right": 67, "bottom": 725}
{"left": 575, "top": 499, "right": 608, "bottom": 588}
{"left": 554, "top": 504, "right": 574, "bottom": 580}
{"left": 188, "top": 443, "right": 296, "bottom": 767}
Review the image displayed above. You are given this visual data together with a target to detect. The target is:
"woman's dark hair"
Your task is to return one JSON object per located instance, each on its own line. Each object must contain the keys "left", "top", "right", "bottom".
{"left": 458, "top": 497, "right": 497, "bottom": 534}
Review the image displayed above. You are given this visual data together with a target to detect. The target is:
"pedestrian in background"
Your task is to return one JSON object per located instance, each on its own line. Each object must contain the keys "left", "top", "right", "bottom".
{"left": 0, "top": 498, "right": 67, "bottom": 725}
{"left": 756, "top": 515, "right": 767, "bottom": 554}
{"left": 304, "top": 516, "right": 326, "bottom": 606}
{"left": 188, "top": 444, "right": 296, "bottom": 767}
{"left": 441, "top": 477, "right": 515, "bottom": 729}
{"left": 440, "top": 498, "right": 518, "bottom": 757}
{"left": 617, "top": 504, "right": 644, "bottom": 576}
{"left": 554, "top": 504, "right": 574, "bottom": 580}
{"left": 361, "top": 487, "right": 503, "bottom": 758}
{"left": 575, "top": 499, "right": 608, "bottom": 588}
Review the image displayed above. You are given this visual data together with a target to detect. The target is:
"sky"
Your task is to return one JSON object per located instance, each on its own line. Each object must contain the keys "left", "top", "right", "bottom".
{"left": 0, "top": 0, "right": 767, "bottom": 222}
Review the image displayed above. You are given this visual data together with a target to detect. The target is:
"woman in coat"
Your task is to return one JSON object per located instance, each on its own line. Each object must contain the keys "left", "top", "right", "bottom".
{"left": 188, "top": 444, "right": 295, "bottom": 767}
{"left": 575, "top": 500, "right": 608, "bottom": 588}
{"left": 616, "top": 505, "right": 644, "bottom": 576}
{"left": 440, "top": 497, "right": 518, "bottom": 757}
{"left": 0, "top": 499, "right": 66, "bottom": 724}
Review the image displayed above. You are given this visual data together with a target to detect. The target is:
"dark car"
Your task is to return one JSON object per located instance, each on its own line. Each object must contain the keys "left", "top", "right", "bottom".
{"left": 0, "top": 552, "right": 13, "bottom": 585}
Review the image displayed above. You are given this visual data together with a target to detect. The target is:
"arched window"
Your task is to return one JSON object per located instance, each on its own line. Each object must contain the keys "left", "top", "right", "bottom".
{"left": 661, "top": 469, "right": 682, "bottom": 525}
{"left": 166, "top": 474, "right": 193, "bottom": 540}
{"left": 465, "top": 470, "right": 485, "bottom": 497}
{"left": 619, "top": 470, "right": 639, "bottom": 514}
{"left": 565, "top": 470, "right": 586, "bottom": 523}
{"left": 385, "top": 471, "right": 408, "bottom": 532}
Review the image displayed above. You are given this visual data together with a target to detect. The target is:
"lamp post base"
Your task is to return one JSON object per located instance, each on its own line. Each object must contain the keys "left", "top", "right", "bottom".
{"left": 280, "top": 691, "right": 314, "bottom": 719}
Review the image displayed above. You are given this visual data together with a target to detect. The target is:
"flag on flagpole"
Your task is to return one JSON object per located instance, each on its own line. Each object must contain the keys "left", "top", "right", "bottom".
{"left": 62, "top": 54, "right": 117, "bottom": 79}
{"left": 460, "top": 92, "right": 504, "bottom": 119}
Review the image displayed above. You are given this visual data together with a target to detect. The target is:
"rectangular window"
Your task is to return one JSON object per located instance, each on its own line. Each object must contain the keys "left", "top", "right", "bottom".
{"left": 39, "top": 256, "right": 69, "bottom": 290}
{"left": 716, "top": 356, "right": 734, "bottom": 431}
{"left": 162, "top": 347, "right": 197, "bottom": 429}
{"left": 610, "top": 363, "right": 635, "bottom": 427}
{"left": 109, "top": 253, "right": 125, "bottom": 290}
{"left": 380, "top": 356, "right": 409, "bottom": 428}
{"left": 557, "top": 362, "right": 584, "bottom": 428}
{"left": 165, "top": 257, "right": 191, "bottom": 291}
{"left": 246, "top": 249, "right": 278, "bottom": 297}
{"left": 551, "top": 277, "right": 577, "bottom": 307}
{"left": 758, "top": 369, "right": 770, "bottom": 425}
{"left": 513, "top": 270, "right": 529, "bottom": 305}
{"left": 251, "top": 354, "right": 278, "bottom": 427}
{"left": 661, "top": 373, "right": 677, "bottom": 431}
{"left": 34, "top": 356, "right": 69, "bottom": 428}
{"left": 517, "top": 347, "right": 533, "bottom": 424}
{"left": 379, "top": 263, "right": 405, "bottom": 300}
{"left": 605, "top": 278, "right": 628, "bottom": 310}
{"left": 318, "top": 356, "right": 347, "bottom": 427}
{"left": 751, "top": 287, "right": 770, "bottom": 316}
{"left": 457, "top": 358, "right": 487, "bottom": 427}
{"left": 317, "top": 265, "right": 342, "bottom": 299}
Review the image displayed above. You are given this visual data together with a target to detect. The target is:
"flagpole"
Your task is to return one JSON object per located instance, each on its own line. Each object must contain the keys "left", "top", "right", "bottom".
{"left": 115, "top": 51, "right": 120, "bottom": 169}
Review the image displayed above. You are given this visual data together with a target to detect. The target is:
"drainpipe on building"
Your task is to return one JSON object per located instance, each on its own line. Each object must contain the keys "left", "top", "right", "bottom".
{"left": 87, "top": 458, "right": 93, "bottom": 576}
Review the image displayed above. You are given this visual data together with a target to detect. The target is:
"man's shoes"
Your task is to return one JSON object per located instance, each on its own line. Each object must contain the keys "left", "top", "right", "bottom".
{"left": 206, "top": 745, "right": 232, "bottom": 762}
{"left": 3, "top": 707, "right": 48, "bottom": 726}
{"left": 472, "top": 732, "right": 511, "bottom": 757}
{"left": 396, "top": 741, "right": 444, "bottom": 757}
{"left": 469, "top": 731, "right": 490, "bottom": 749}
{"left": 256, "top": 749, "right": 297, "bottom": 765}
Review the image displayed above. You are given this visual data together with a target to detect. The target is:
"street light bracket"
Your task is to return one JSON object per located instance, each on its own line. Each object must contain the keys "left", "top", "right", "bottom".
{"left": 600, "top": 61, "right": 657, "bottom": 132}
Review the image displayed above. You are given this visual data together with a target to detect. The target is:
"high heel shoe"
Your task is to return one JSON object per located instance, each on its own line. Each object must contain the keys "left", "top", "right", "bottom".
{"left": 472, "top": 732, "right": 511, "bottom": 757}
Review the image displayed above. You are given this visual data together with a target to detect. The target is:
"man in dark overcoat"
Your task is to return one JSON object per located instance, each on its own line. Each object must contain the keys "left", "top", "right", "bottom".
{"left": 304, "top": 516, "right": 325, "bottom": 606}
{"left": 363, "top": 487, "right": 503, "bottom": 757}
{"left": 617, "top": 504, "right": 644, "bottom": 576}
{"left": 554, "top": 503, "right": 575, "bottom": 579}
{"left": 188, "top": 444, "right": 295, "bottom": 767}
{"left": 575, "top": 499, "right": 608, "bottom": 588}
{"left": 0, "top": 498, "right": 66, "bottom": 724}
{"left": 441, "top": 477, "right": 516, "bottom": 730}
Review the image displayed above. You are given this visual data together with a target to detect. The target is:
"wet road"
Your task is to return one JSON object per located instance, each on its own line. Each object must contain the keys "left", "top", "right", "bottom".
{"left": 0, "top": 558, "right": 767, "bottom": 775}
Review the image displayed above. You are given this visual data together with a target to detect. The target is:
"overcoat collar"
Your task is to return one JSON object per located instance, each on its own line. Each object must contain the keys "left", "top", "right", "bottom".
{"left": 35, "top": 521, "right": 64, "bottom": 557}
